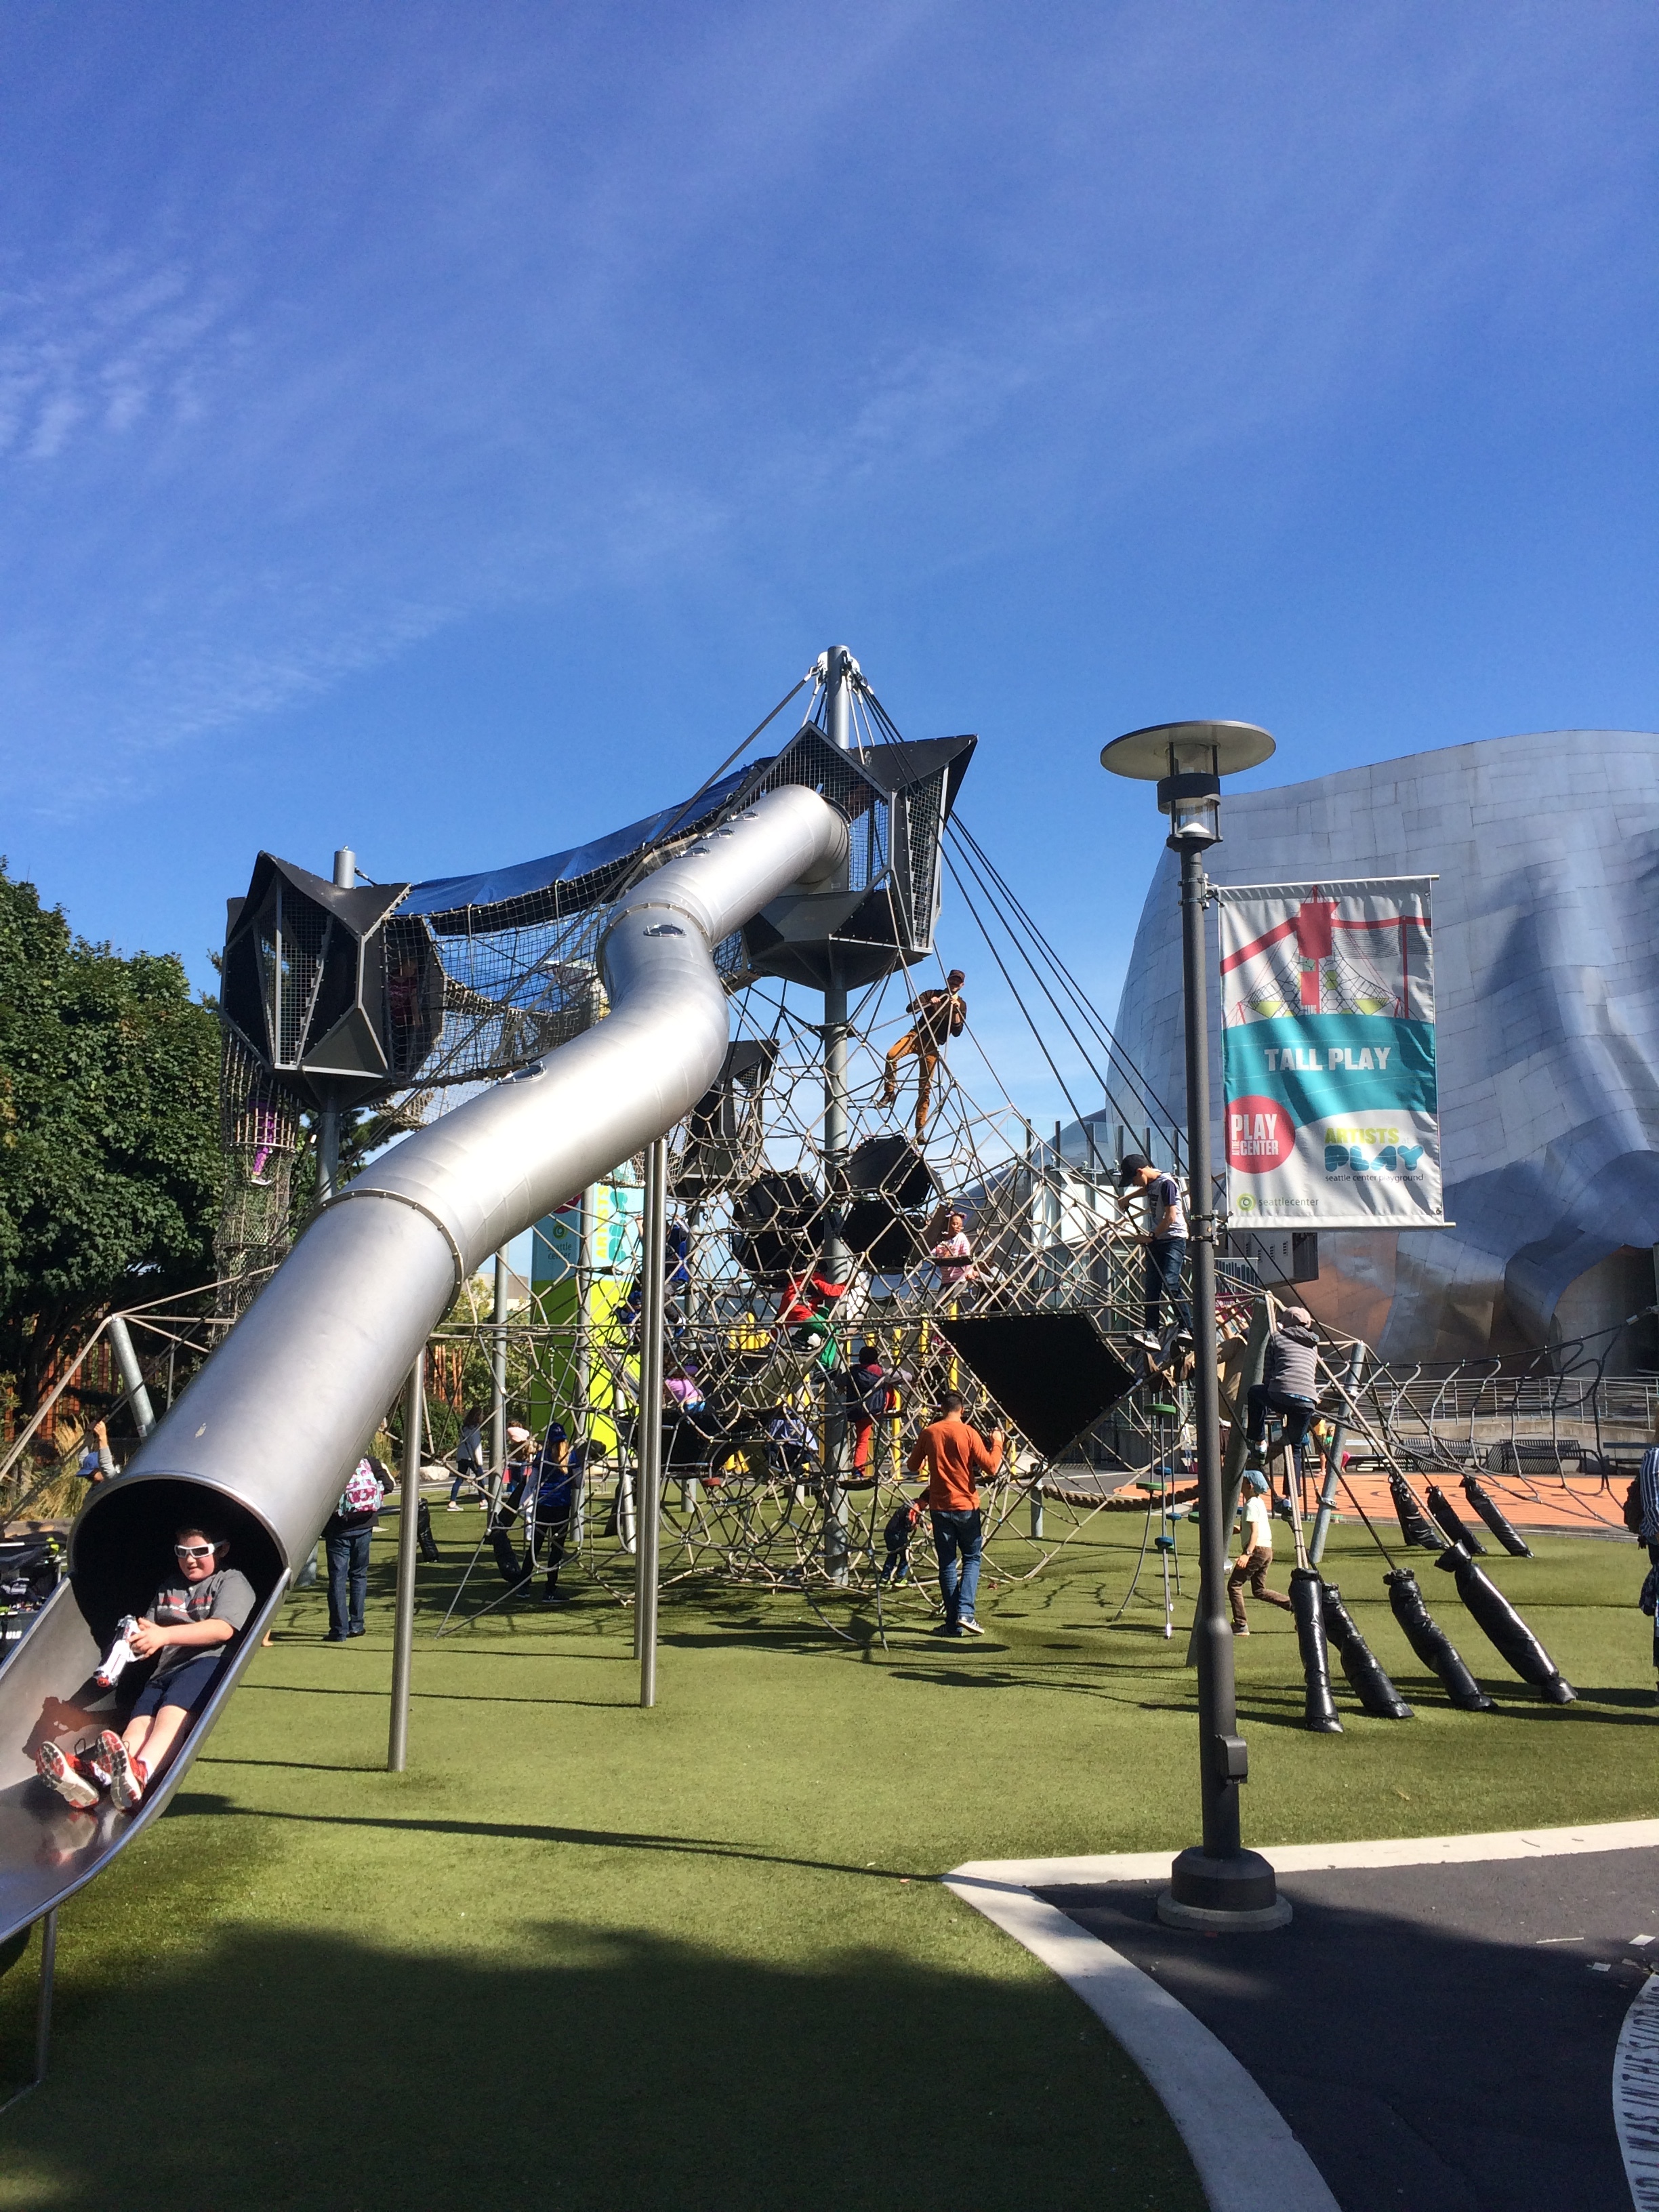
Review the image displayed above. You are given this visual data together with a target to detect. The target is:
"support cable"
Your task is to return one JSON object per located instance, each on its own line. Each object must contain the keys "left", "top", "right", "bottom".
{"left": 939, "top": 845, "right": 1092, "bottom": 1134}
{"left": 949, "top": 817, "right": 1187, "bottom": 1151}
{"left": 944, "top": 823, "right": 1141, "bottom": 1138}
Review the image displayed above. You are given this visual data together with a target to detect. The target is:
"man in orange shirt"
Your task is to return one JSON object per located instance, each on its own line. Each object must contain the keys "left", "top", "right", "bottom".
{"left": 905, "top": 1389, "right": 1004, "bottom": 1637}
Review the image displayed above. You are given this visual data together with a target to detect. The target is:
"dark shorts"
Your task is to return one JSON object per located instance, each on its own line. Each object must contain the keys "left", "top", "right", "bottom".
{"left": 131, "top": 1648, "right": 226, "bottom": 1719}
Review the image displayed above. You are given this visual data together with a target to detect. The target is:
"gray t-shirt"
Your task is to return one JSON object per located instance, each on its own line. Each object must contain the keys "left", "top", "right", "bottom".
{"left": 144, "top": 1567, "right": 257, "bottom": 1677}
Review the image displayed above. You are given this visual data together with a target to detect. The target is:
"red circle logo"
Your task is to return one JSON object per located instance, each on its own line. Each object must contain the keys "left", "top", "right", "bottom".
{"left": 1227, "top": 1094, "right": 1294, "bottom": 1174}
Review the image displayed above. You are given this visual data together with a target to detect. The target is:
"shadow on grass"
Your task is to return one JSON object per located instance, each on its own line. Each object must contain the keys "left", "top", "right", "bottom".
{"left": 163, "top": 1792, "right": 941, "bottom": 1881}
{"left": 0, "top": 1919, "right": 1203, "bottom": 2212}
{"left": 243, "top": 1681, "right": 630, "bottom": 1708}
{"left": 1233, "top": 1677, "right": 1658, "bottom": 1731}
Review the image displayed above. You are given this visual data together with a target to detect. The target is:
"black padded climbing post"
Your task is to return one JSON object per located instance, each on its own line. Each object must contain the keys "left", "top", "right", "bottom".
{"left": 1290, "top": 1568, "right": 1343, "bottom": 1733}
{"left": 1385, "top": 1567, "right": 1494, "bottom": 1711}
{"left": 1321, "top": 1582, "right": 1414, "bottom": 1719}
{"left": 1460, "top": 1473, "right": 1533, "bottom": 1558}
{"left": 1388, "top": 1472, "right": 1446, "bottom": 1551}
{"left": 1425, "top": 1481, "right": 1486, "bottom": 1554}
{"left": 1434, "top": 1542, "right": 1575, "bottom": 1702}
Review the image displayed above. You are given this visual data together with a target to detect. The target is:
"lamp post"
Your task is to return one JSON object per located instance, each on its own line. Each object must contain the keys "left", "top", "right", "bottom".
{"left": 1100, "top": 718, "right": 1290, "bottom": 1931}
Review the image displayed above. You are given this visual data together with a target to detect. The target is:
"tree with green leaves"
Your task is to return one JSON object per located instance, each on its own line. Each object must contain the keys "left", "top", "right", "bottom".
{"left": 0, "top": 861, "right": 222, "bottom": 1418}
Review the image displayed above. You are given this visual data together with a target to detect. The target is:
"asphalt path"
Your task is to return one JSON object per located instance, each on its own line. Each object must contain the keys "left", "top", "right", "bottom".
{"left": 1043, "top": 1847, "right": 1659, "bottom": 2212}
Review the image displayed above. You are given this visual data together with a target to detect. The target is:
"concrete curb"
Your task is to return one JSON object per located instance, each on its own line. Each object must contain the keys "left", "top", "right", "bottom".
{"left": 953, "top": 1816, "right": 1659, "bottom": 1891}
{"left": 943, "top": 1872, "right": 1338, "bottom": 2212}
{"left": 949, "top": 1819, "right": 1659, "bottom": 2212}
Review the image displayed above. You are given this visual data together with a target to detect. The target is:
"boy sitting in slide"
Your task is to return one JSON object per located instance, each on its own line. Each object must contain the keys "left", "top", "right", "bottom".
{"left": 35, "top": 1521, "right": 256, "bottom": 1814}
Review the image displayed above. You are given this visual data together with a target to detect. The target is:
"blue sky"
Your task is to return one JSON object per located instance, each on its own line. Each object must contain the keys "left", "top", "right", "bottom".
{"left": 2, "top": 1, "right": 1654, "bottom": 1124}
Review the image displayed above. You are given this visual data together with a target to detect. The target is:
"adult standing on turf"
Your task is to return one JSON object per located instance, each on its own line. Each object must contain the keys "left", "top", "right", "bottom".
{"left": 905, "top": 1389, "right": 1003, "bottom": 1638}
{"left": 490, "top": 1424, "right": 535, "bottom": 1584}
{"left": 1117, "top": 1153, "right": 1189, "bottom": 1351}
{"left": 449, "top": 1405, "right": 485, "bottom": 1509}
{"left": 323, "top": 1457, "right": 384, "bottom": 1641}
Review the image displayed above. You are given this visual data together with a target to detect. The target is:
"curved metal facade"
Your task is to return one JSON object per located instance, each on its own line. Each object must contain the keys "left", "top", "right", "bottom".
{"left": 1112, "top": 729, "right": 1659, "bottom": 1364}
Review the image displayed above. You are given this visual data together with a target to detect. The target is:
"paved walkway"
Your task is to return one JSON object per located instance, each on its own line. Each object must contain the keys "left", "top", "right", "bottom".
{"left": 951, "top": 1824, "right": 1659, "bottom": 2212}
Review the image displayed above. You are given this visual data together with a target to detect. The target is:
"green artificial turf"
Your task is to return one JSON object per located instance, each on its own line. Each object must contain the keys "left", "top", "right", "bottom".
{"left": 0, "top": 1512, "right": 1653, "bottom": 2209}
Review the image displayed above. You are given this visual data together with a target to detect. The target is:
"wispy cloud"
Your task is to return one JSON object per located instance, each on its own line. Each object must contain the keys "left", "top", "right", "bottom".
{"left": 0, "top": 0, "right": 1651, "bottom": 816}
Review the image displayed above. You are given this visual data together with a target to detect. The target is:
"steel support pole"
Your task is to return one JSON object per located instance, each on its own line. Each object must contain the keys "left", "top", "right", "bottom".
{"left": 819, "top": 644, "right": 855, "bottom": 1583}
{"left": 1309, "top": 1341, "right": 1366, "bottom": 1564}
{"left": 316, "top": 1103, "right": 341, "bottom": 1206}
{"left": 106, "top": 1313, "right": 156, "bottom": 1437}
{"left": 491, "top": 1250, "right": 509, "bottom": 1479}
{"left": 575, "top": 1185, "right": 596, "bottom": 1544}
{"left": 821, "top": 980, "right": 851, "bottom": 1583}
{"left": 636, "top": 1141, "right": 666, "bottom": 1704}
{"left": 33, "top": 1910, "right": 55, "bottom": 2085}
{"left": 388, "top": 1351, "right": 424, "bottom": 1771}
{"left": 1179, "top": 844, "right": 1240, "bottom": 1858}
{"left": 1160, "top": 842, "right": 1282, "bottom": 1927}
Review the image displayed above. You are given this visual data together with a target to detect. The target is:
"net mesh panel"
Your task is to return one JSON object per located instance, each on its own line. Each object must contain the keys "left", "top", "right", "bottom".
{"left": 213, "top": 696, "right": 1190, "bottom": 1597}
{"left": 215, "top": 1030, "right": 303, "bottom": 1316}
{"left": 421, "top": 962, "right": 1204, "bottom": 1618}
{"left": 902, "top": 778, "right": 943, "bottom": 944}
{"left": 273, "top": 886, "right": 328, "bottom": 1067}
{"left": 395, "top": 797, "right": 760, "bottom": 1090}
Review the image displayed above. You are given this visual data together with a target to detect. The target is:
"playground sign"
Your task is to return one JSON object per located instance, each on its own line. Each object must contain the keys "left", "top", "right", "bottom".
{"left": 1214, "top": 877, "right": 1442, "bottom": 1231}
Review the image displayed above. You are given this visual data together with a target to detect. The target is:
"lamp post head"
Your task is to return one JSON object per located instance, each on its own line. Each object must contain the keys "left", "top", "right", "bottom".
{"left": 1100, "top": 719, "right": 1275, "bottom": 849}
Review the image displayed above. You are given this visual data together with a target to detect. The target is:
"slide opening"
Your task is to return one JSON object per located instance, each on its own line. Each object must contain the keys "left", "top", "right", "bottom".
{"left": 72, "top": 1477, "right": 285, "bottom": 1647}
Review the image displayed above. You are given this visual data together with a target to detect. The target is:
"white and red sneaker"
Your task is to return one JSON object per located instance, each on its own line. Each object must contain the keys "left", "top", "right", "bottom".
{"left": 105, "top": 1737, "right": 147, "bottom": 1813}
{"left": 35, "top": 1740, "right": 99, "bottom": 1809}
{"left": 79, "top": 1734, "right": 116, "bottom": 1791}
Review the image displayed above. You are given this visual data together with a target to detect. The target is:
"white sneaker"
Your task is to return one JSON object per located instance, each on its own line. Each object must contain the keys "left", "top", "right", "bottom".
{"left": 957, "top": 1617, "right": 986, "bottom": 1636}
{"left": 446, "top": 1502, "right": 464, "bottom": 1512}
{"left": 35, "top": 1740, "right": 98, "bottom": 1808}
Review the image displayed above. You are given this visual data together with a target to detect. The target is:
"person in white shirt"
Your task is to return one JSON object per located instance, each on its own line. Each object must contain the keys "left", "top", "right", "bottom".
{"left": 1227, "top": 1469, "right": 1292, "bottom": 1635}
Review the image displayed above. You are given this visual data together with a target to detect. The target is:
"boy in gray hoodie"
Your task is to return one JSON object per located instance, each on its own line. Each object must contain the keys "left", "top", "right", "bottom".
{"left": 1245, "top": 1305, "right": 1322, "bottom": 1497}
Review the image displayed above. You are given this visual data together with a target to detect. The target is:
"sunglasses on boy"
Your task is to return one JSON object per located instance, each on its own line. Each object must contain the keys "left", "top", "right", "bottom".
{"left": 175, "top": 1542, "right": 218, "bottom": 1561}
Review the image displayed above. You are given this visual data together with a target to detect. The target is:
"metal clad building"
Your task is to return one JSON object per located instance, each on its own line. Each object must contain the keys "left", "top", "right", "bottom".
{"left": 1111, "top": 729, "right": 1659, "bottom": 1366}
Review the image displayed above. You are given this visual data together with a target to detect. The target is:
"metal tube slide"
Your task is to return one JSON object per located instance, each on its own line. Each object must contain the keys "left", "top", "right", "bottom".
{"left": 0, "top": 785, "right": 848, "bottom": 1944}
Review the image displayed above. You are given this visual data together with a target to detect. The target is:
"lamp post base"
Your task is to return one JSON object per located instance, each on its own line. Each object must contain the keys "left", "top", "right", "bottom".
{"left": 1158, "top": 1845, "right": 1290, "bottom": 1931}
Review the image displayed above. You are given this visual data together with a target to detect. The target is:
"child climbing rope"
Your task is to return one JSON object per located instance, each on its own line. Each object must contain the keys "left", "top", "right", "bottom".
{"left": 880, "top": 970, "right": 966, "bottom": 1137}
{"left": 1116, "top": 1153, "right": 1189, "bottom": 1352}
{"left": 926, "top": 1208, "right": 977, "bottom": 1300}
{"left": 1245, "top": 1305, "right": 1322, "bottom": 1501}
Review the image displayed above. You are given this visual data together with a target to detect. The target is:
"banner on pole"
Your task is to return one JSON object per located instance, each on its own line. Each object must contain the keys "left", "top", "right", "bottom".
{"left": 1215, "top": 877, "right": 1441, "bottom": 1231}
